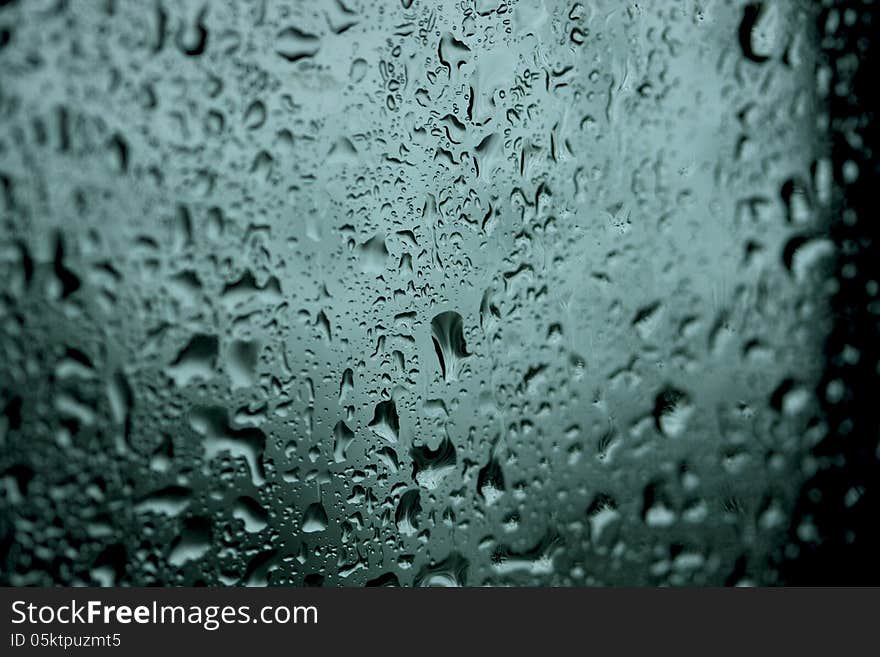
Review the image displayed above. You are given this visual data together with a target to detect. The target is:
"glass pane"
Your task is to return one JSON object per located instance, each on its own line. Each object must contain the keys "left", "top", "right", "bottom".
{"left": 0, "top": 0, "right": 860, "bottom": 586}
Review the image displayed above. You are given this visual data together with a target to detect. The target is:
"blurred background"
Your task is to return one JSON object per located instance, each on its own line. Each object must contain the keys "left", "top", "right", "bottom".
{"left": 0, "top": 0, "right": 876, "bottom": 585}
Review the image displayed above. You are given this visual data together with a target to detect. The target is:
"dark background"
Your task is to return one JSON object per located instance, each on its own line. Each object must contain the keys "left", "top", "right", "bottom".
{"left": 781, "top": 0, "right": 880, "bottom": 584}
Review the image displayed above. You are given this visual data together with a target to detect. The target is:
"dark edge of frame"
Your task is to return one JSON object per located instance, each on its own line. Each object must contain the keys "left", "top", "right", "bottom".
{"left": 779, "top": 0, "right": 880, "bottom": 585}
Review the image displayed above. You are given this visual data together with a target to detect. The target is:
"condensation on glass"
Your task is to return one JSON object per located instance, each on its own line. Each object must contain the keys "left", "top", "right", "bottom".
{"left": 0, "top": 0, "right": 838, "bottom": 585}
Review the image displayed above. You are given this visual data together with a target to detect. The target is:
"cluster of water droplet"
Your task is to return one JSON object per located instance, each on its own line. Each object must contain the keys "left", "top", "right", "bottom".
{"left": 0, "top": 0, "right": 840, "bottom": 585}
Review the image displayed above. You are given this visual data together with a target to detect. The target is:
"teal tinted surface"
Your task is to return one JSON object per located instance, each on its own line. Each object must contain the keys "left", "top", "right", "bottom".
{"left": 0, "top": 1, "right": 835, "bottom": 585}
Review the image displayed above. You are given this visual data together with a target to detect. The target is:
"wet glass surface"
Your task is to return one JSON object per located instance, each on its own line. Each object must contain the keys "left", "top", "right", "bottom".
{"left": 0, "top": 1, "right": 871, "bottom": 585}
